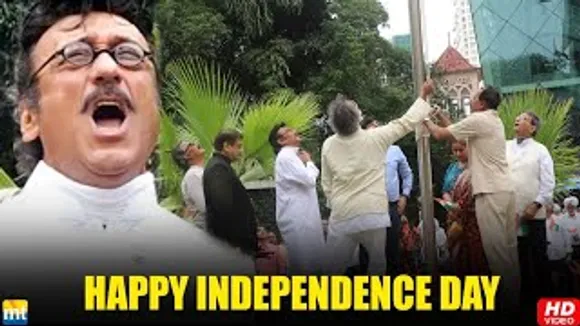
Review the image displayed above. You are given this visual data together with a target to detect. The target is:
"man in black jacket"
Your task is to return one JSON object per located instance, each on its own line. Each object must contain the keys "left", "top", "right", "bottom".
{"left": 203, "top": 130, "right": 258, "bottom": 257}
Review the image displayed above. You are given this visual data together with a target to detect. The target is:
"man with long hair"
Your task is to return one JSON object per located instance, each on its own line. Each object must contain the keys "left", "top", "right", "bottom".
{"left": 321, "top": 80, "right": 435, "bottom": 275}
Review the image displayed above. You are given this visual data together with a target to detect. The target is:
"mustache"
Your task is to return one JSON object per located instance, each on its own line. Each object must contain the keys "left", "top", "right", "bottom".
{"left": 82, "top": 84, "right": 133, "bottom": 114}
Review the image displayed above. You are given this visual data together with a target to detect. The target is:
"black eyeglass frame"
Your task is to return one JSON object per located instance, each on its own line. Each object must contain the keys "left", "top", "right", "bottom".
{"left": 27, "top": 40, "right": 153, "bottom": 87}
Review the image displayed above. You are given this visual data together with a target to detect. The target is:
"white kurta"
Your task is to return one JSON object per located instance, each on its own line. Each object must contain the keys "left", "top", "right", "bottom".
{"left": 559, "top": 213, "right": 580, "bottom": 249}
{"left": 0, "top": 161, "right": 254, "bottom": 287}
{"left": 275, "top": 146, "right": 325, "bottom": 274}
{"left": 181, "top": 165, "right": 206, "bottom": 229}
{"left": 546, "top": 214, "right": 570, "bottom": 260}
{"left": 506, "top": 138, "right": 555, "bottom": 236}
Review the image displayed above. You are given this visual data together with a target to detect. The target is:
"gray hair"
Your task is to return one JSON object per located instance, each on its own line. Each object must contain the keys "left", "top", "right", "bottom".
{"left": 524, "top": 111, "right": 541, "bottom": 136}
{"left": 564, "top": 196, "right": 579, "bottom": 208}
{"left": 327, "top": 94, "right": 362, "bottom": 136}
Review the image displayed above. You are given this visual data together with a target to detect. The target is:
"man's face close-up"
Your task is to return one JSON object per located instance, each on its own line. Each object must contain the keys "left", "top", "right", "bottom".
{"left": 514, "top": 113, "right": 535, "bottom": 137}
{"left": 226, "top": 139, "right": 244, "bottom": 162}
{"left": 21, "top": 12, "right": 159, "bottom": 188}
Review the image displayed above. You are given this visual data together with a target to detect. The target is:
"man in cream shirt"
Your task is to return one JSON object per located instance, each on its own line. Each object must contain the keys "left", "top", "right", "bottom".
{"left": 321, "top": 80, "right": 435, "bottom": 275}
{"left": 506, "top": 112, "right": 555, "bottom": 306}
{"left": 423, "top": 86, "right": 520, "bottom": 313}
{"left": 0, "top": 2, "right": 253, "bottom": 322}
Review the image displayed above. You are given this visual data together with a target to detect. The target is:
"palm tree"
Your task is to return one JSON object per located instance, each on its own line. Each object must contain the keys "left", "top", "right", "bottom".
{"left": 498, "top": 89, "right": 580, "bottom": 196}
{"left": 157, "top": 57, "right": 319, "bottom": 213}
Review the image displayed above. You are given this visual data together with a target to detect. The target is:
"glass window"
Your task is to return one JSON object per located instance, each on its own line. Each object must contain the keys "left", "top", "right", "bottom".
{"left": 508, "top": 2, "right": 554, "bottom": 38}
{"left": 471, "top": 0, "right": 580, "bottom": 91}
{"left": 489, "top": 22, "right": 532, "bottom": 60}
{"left": 540, "top": 0, "right": 564, "bottom": 12}
{"left": 472, "top": 5, "right": 506, "bottom": 51}
{"left": 471, "top": 0, "right": 484, "bottom": 11}
{"left": 484, "top": 0, "right": 520, "bottom": 20}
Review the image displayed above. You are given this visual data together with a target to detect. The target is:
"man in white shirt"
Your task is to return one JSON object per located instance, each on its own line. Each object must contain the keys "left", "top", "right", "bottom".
{"left": 0, "top": 2, "right": 253, "bottom": 322}
{"left": 506, "top": 111, "right": 555, "bottom": 308}
{"left": 269, "top": 123, "right": 325, "bottom": 274}
{"left": 175, "top": 140, "right": 207, "bottom": 229}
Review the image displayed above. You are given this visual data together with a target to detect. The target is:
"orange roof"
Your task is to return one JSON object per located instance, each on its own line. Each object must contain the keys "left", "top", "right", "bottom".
{"left": 433, "top": 46, "right": 477, "bottom": 73}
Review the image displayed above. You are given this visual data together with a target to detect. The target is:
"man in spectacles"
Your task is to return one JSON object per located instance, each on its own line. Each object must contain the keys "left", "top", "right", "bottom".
{"left": 0, "top": 1, "right": 253, "bottom": 321}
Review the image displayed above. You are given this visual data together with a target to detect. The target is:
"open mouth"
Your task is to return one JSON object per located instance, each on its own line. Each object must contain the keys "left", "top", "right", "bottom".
{"left": 92, "top": 102, "right": 126, "bottom": 128}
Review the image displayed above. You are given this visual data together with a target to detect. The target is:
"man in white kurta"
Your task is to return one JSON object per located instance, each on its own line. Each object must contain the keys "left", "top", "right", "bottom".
{"left": 269, "top": 123, "right": 325, "bottom": 274}
{"left": 506, "top": 111, "right": 555, "bottom": 308}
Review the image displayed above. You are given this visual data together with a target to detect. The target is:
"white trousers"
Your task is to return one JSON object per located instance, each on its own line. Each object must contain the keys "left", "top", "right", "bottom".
{"left": 325, "top": 227, "right": 387, "bottom": 275}
{"left": 280, "top": 225, "right": 326, "bottom": 275}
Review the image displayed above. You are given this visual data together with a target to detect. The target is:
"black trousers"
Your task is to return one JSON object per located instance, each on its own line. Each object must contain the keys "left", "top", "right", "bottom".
{"left": 517, "top": 219, "right": 550, "bottom": 312}
{"left": 356, "top": 202, "right": 400, "bottom": 275}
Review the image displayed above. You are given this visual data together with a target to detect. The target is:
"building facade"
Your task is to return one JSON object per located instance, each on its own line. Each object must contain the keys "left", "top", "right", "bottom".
{"left": 433, "top": 46, "right": 482, "bottom": 118}
{"left": 469, "top": 0, "right": 579, "bottom": 102}
{"left": 452, "top": 0, "right": 481, "bottom": 66}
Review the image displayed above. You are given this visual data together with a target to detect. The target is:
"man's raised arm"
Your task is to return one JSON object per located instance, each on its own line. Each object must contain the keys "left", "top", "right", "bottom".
{"left": 371, "top": 80, "right": 435, "bottom": 149}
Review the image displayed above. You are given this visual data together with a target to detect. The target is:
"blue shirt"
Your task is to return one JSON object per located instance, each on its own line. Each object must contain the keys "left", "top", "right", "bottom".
{"left": 385, "top": 145, "right": 413, "bottom": 203}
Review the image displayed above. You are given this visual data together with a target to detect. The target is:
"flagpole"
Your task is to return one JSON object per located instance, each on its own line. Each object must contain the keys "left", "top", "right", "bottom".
{"left": 408, "top": 0, "right": 437, "bottom": 275}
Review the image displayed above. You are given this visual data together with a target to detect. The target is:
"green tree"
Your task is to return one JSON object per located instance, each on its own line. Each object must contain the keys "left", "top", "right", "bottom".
{"left": 0, "top": 1, "right": 26, "bottom": 177}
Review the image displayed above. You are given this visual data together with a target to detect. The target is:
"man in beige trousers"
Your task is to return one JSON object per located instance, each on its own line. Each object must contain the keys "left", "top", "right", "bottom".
{"left": 423, "top": 87, "right": 520, "bottom": 313}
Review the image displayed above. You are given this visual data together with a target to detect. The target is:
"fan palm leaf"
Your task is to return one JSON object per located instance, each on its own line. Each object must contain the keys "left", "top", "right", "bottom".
{"left": 157, "top": 110, "right": 184, "bottom": 212}
{"left": 498, "top": 89, "right": 580, "bottom": 197}
{"left": 241, "top": 89, "right": 319, "bottom": 178}
{"left": 163, "top": 57, "right": 248, "bottom": 161}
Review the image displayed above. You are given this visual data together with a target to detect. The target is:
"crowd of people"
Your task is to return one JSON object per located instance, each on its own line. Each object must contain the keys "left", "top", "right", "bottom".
{"left": 174, "top": 81, "right": 436, "bottom": 278}
{"left": 174, "top": 82, "right": 580, "bottom": 317}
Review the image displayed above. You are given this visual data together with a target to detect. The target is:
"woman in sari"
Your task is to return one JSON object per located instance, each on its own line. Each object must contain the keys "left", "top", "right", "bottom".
{"left": 441, "top": 141, "right": 468, "bottom": 202}
{"left": 446, "top": 144, "right": 491, "bottom": 276}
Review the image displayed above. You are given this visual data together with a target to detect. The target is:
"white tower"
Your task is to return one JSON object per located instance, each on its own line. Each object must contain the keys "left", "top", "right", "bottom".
{"left": 451, "top": 0, "right": 480, "bottom": 66}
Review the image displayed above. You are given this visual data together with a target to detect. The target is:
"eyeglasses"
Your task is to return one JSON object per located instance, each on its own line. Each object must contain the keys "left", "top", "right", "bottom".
{"left": 29, "top": 40, "right": 153, "bottom": 85}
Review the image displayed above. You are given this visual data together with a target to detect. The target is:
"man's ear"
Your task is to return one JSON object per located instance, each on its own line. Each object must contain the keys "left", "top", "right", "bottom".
{"left": 19, "top": 101, "right": 40, "bottom": 142}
